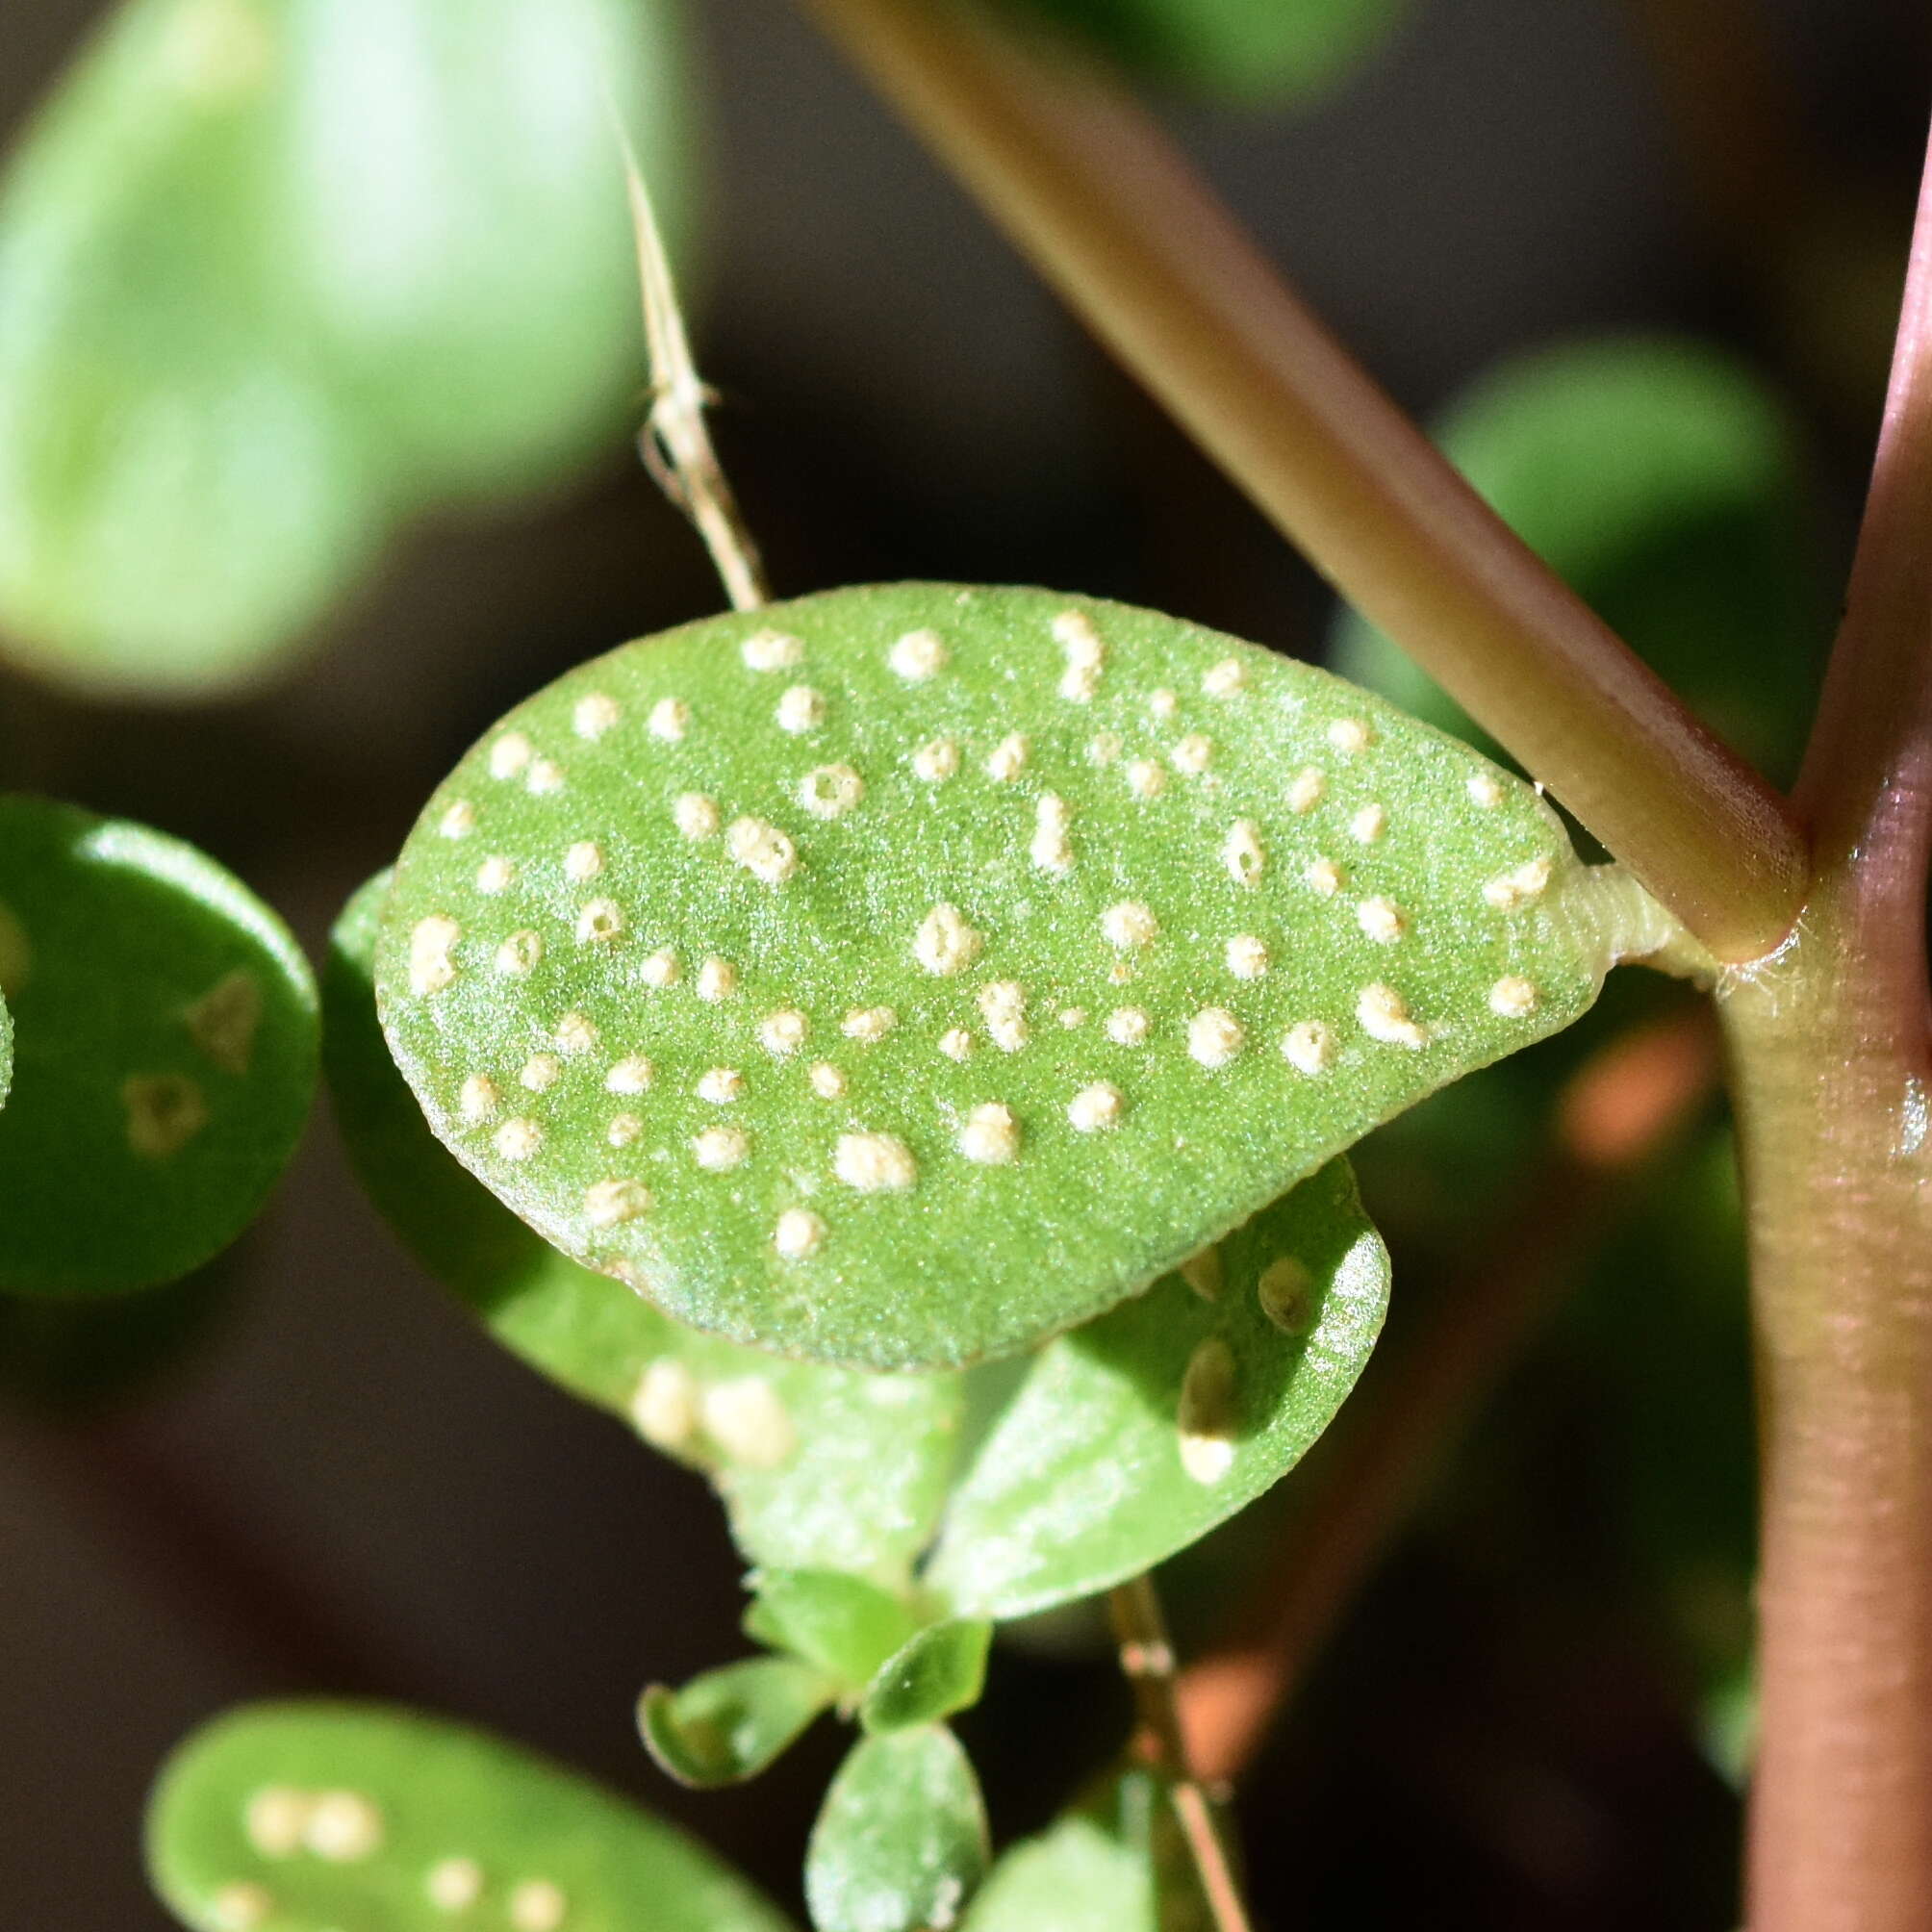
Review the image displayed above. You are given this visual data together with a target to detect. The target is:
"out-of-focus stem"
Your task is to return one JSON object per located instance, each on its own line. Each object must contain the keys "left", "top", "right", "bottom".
{"left": 1106, "top": 1574, "right": 1253, "bottom": 1932}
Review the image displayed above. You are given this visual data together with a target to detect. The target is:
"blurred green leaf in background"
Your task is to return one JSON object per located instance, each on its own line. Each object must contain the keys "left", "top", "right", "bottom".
{"left": 0, "top": 0, "right": 689, "bottom": 697}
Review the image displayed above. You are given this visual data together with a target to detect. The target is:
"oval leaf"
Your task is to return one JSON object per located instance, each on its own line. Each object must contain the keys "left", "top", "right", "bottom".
{"left": 375, "top": 583, "right": 1640, "bottom": 1371}
{"left": 923, "top": 1158, "right": 1388, "bottom": 1618}
{"left": 274, "top": 0, "right": 690, "bottom": 499}
{"left": 859, "top": 1618, "right": 992, "bottom": 1735}
{"left": 0, "top": 0, "right": 688, "bottom": 694}
{"left": 0, "top": 0, "right": 384, "bottom": 694}
{"left": 964, "top": 1769, "right": 1214, "bottom": 1932}
{"left": 639, "top": 1658, "right": 835, "bottom": 1789}
{"left": 743, "top": 1570, "right": 922, "bottom": 1691}
{"left": 0, "top": 796, "right": 317, "bottom": 1295}
{"left": 146, "top": 1699, "right": 795, "bottom": 1932}
{"left": 327, "top": 872, "right": 964, "bottom": 1582}
{"left": 804, "top": 1726, "right": 989, "bottom": 1932}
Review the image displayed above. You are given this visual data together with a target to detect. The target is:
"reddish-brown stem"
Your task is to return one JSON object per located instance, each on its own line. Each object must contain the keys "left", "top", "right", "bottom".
{"left": 1176, "top": 1010, "right": 1718, "bottom": 1785}
{"left": 803, "top": 0, "right": 1807, "bottom": 961}
{"left": 1726, "top": 115, "right": 1932, "bottom": 1932}
{"left": 1106, "top": 1575, "right": 1254, "bottom": 1932}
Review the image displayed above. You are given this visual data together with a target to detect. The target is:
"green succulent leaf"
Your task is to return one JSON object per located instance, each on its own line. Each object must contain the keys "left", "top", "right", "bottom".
{"left": 146, "top": 1699, "right": 795, "bottom": 1932}
{"left": 639, "top": 1657, "right": 835, "bottom": 1788}
{"left": 0, "top": 0, "right": 687, "bottom": 695}
{"left": 375, "top": 583, "right": 1648, "bottom": 1372}
{"left": 999, "top": 0, "right": 1408, "bottom": 104}
{"left": 1332, "top": 335, "right": 1821, "bottom": 784}
{"left": 272, "top": 0, "right": 689, "bottom": 500}
{"left": 326, "top": 872, "right": 965, "bottom": 1582}
{"left": 859, "top": 1618, "right": 992, "bottom": 1735}
{"left": 804, "top": 1726, "right": 990, "bottom": 1932}
{"left": 0, "top": 796, "right": 317, "bottom": 1295}
{"left": 923, "top": 1159, "right": 1387, "bottom": 1618}
{"left": 963, "top": 1769, "right": 1214, "bottom": 1932}
{"left": 743, "top": 1569, "right": 923, "bottom": 1691}
{"left": 0, "top": 0, "right": 386, "bottom": 694}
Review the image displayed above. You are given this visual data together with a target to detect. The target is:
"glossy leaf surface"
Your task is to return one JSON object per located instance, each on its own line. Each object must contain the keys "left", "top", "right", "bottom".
{"left": 0, "top": 796, "right": 316, "bottom": 1295}
{"left": 147, "top": 1700, "right": 794, "bottom": 1932}
{"left": 377, "top": 584, "right": 1640, "bottom": 1370}
{"left": 859, "top": 1618, "right": 992, "bottom": 1734}
{"left": 639, "top": 1658, "right": 835, "bottom": 1788}
{"left": 804, "top": 1726, "right": 989, "bottom": 1932}
{"left": 743, "top": 1569, "right": 922, "bottom": 1691}
{"left": 923, "top": 1159, "right": 1388, "bottom": 1618}
{"left": 327, "top": 873, "right": 963, "bottom": 1582}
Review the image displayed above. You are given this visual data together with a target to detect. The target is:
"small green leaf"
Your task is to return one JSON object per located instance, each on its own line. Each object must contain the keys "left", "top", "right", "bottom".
{"left": 639, "top": 1658, "right": 835, "bottom": 1788}
{"left": 0, "top": 796, "right": 317, "bottom": 1295}
{"left": 924, "top": 1159, "right": 1388, "bottom": 1618}
{"left": 964, "top": 1770, "right": 1214, "bottom": 1932}
{"left": 859, "top": 1618, "right": 992, "bottom": 1735}
{"left": 147, "top": 1699, "right": 796, "bottom": 1932}
{"left": 1332, "top": 336, "right": 1821, "bottom": 783}
{"left": 999, "top": 0, "right": 1409, "bottom": 103}
{"left": 743, "top": 1570, "right": 922, "bottom": 1691}
{"left": 376, "top": 584, "right": 1642, "bottom": 1371}
{"left": 804, "top": 1726, "right": 990, "bottom": 1932}
{"left": 326, "top": 873, "right": 965, "bottom": 1582}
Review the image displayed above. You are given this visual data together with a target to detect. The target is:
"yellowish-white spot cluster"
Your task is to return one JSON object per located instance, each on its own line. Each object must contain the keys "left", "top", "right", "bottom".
{"left": 477, "top": 856, "right": 516, "bottom": 894}
{"left": 697, "top": 956, "right": 738, "bottom": 1003}
{"left": 426, "top": 1857, "right": 484, "bottom": 1911}
{"left": 1178, "top": 1335, "right": 1238, "bottom": 1484}
{"left": 701, "top": 1377, "right": 798, "bottom": 1467}
{"left": 913, "top": 736, "right": 960, "bottom": 782}
{"left": 575, "top": 900, "right": 623, "bottom": 946}
{"left": 835, "top": 1131, "right": 918, "bottom": 1192}
{"left": 775, "top": 1207, "right": 826, "bottom": 1258}
{"left": 123, "top": 1074, "right": 208, "bottom": 1158}
{"left": 843, "top": 1004, "right": 898, "bottom": 1042}
{"left": 1356, "top": 896, "right": 1407, "bottom": 944}
{"left": 759, "top": 1008, "right": 808, "bottom": 1055}
{"left": 985, "top": 733, "right": 1030, "bottom": 782}
{"left": 1282, "top": 1020, "right": 1336, "bottom": 1076}
{"left": 743, "top": 627, "right": 803, "bottom": 672}
{"left": 586, "top": 1178, "right": 651, "bottom": 1228}
{"left": 959, "top": 1102, "right": 1021, "bottom": 1165}
{"left": 801, "top": 762, "right": 864, "bottom": 819}
{"left": 573, "top": 692, "right": 621, "bottom": 739}
{"left": 409, "top": 914, "right": 461, "bottom": 996}
{"left": 1223, "top": 820, "right": 1266, "bottom": 886}
{"left": 648, "top": 697, "right": 689, "bottom": 742}
{"left": 776, "top": 684, "right": 826, "bottom": 734}
{"left": 1054, "top": 609, "right": 1105, "bottom": 701}
{"left": 1258, "top": 1256, "right": 1311, "bottom": 1332}
{"left": 1484, "top": 856, "right": 1552, "bottom": 910}
{"left": 694, "top": 1125, "right": 750, "bottom": 1171}
{"left": 978, "top": 980, "right": 1028, "bottom": 1052}
{"left": 1030, "top": 793, "right": 1074, "bottom": 874}
{"left": 496, "top": 928, "right": 543, "bottom": 976}
{"left": 726, "top": 817, "right": 798, "bottom": 886}
{"left": 1067, "top": 1081, "right": 1125, "bottom": 1131}
{"left": 1172, "top": 733, "right": 1212, "bottom": 776}
{"left": 566, "top": 840, "right": 603, "bottom": 879}
{"left": 1188, "top": 1007, "right": 1243, "bottom": 1070}
{"left": 1226, "top": 934, "right": 1269, "bottom": 980}
{"left": 1285, "top": 767, "right": 1326, "bottom": 814}
{"left": 912, "top": 903, "right": 981, "bottom": 978}
{"left": 890, "top": 628, "right": 949, "bottom": 681}
{"left": 1357, "top": 982, "right": 1428, "bottom": 1049}
{"left": 242, "top": 1786, "right": 384, "bottom": 1864}
{"left": 674, "top": 793, "right": 720, "bottom": 841}
{"left": 1488, "top": 975, "right": 1538, "bottom": 1018}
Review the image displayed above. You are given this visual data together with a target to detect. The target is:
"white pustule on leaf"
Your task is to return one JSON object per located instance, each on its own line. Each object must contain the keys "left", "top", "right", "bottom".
{"left": 374, "top": 584, "right": 1672, "bottom": 1372}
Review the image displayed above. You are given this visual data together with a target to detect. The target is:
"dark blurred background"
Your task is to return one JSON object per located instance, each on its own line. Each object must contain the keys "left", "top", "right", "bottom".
{"left": 1, "top": 0, "right": 1925, "bottom": 1924}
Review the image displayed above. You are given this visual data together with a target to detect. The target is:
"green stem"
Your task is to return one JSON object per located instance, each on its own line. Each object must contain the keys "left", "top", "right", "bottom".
{"left": 1723, "top": 115, "right": 1932, "bottom": 1932}
{"left": 802, "top": 0, "right": 1807, "bottom": 962}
